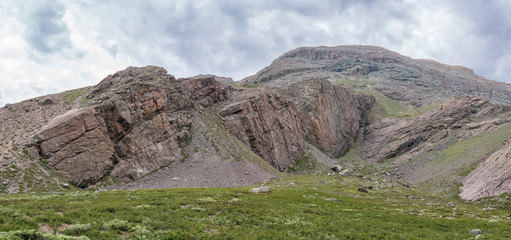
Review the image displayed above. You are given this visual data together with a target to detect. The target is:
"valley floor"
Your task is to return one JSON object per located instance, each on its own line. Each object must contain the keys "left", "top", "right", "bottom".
{"left": 0, "top": 174, "right": 509, "bottom": 239}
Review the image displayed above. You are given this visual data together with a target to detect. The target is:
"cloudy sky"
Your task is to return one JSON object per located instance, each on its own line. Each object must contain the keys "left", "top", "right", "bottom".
{"left": 1, "top": 0, "right": 510, "bottom": 106}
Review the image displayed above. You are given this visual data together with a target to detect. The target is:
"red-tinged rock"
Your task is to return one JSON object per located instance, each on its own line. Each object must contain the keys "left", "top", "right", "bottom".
{"left": 220, "top": 91, "right": 306, "bottom": 171}
{"left": 280, "top": 79, "right": 374, "bottom": 158}
{"left": 34, "top": 66, "right": 232, "bottom": 187}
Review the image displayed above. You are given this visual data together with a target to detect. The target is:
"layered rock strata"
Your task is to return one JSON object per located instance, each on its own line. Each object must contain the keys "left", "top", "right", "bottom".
{"left": 243, "top": 45, "right": 511, "bottom": 106}
{"left": 280, "top": 79, "right": 374, "bottom": 158}
{"left": 34, "top": 66, "right": 231, "bottom": 187}
{"left": 219, "top": 91, "right": 306, "bottom": 171}
{"left": 220, "top": 79, "right": 374, "bottom": 169}
{"left": 460, "top": 140, "right": 511, "bottom": 201}
{"left": 364, "top": 96, "right": 505, "bottom": 163}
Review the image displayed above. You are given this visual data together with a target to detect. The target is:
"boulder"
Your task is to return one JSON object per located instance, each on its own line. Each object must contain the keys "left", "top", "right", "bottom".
{"left": 249, "top": 186, "right": 271, "bottom": 193}
{"left": 324, "top": 198, "right": 340, "bottom": 202}
{"left": 339, "top": 169, "right": 351, "bottom": 176}
{"left": 40, "top": 98, "right": 55, "bottom": 105}
{"left": 331, "top": 165, "right": 342, "bottom": 172}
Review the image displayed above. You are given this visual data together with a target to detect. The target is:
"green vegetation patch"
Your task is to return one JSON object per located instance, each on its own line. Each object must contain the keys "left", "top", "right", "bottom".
{"left": 0, "top": 174, "right": 509, "bottom": 239}
{"left": 62, "top": 88, "right": 89, "bottom": 105}
{"left": 394, "top": 123, "right": 511, "bottom": 196}
{"left": 332, "top": 76, "right": 441, "bottom": 121}
{"left": 286, "top": 155, "right": 318, "bottom": 173}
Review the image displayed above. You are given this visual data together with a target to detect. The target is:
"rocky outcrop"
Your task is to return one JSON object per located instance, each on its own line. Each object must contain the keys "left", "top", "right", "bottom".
{"left": 364, "top": 96, "right": 504, "bottom": 163}
{"left": 280, "top": 79, "right": 374, "bottom": 158}
{"left": 220, "top": 78, "right": 374, "bottom": 169}
{"left": 34, "top": 107, "right": 118, "bottom": 186}
{"left": 460, "top": 139, "right": 511, "bottom": 201}
{"left": 243, "top": 45, "right": 511, "bottom": 106}
{"left": 220, "top": 92, "right": 306, "bottom": 171}
{"left": 31, "top": 67, "right": 373, "bottom": 187}
{"left": 34, "top": 66, "right": 232, "bottom": 187}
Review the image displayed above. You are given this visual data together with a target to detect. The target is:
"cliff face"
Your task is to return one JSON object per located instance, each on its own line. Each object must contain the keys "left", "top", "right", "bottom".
{"left": 219, "top": 79, "right": 374, "bottom": 171}
{"left": 220, "top": 92, "right": 306, "bottom": 171}
{"left": 34, "top": 66, "right": 231, "bottom": 187}
{"left": 26, "top": 66, "right": 375, "bottom": 187}
{"left": 243, "top": 45, "right": 511, "bottom": 106}
{"left": 280, "top": 79, "right": 374, "bottom": 158}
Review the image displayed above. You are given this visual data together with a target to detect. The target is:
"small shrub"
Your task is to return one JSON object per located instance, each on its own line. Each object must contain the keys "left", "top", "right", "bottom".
{"left": 135, "top": 205, "right": 151, "bottom": 210}
{"left": 63, "top": 223, "right": 91, "bottom": 235}
{"left": 196, "top": 197, "right": 217, "bottom": 202}
{"left": 103, "top": 219, "right": 130, "bottom": 231}
{"left": 0, "top": 229, "right": 90, "bottom": 239}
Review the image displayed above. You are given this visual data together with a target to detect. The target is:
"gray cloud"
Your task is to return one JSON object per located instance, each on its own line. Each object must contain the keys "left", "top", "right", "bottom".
{"left": 444, "top": 0, "right": 511, "bottom": 81}
{"left": 19, "top": 0, "right": 76, "bottom": 58}
{"left": 1, "top": 0, "right": 511, "bottom": 107}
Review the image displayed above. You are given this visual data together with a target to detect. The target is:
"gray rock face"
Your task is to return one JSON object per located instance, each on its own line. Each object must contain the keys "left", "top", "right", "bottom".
{"left": 364, "top": 96, "right": 505, "bottom": 163}
{"left": 34, "top": 66, "right": 232, "bottom": 187}
{"left": 460, "top": 139, "right": 511, "bottom": 201}
{"left": 243, "top": 45, "right": 511, "bottom": 106}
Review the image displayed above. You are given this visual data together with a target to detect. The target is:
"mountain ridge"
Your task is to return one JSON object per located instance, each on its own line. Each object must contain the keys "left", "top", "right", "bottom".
{"left": 242, "top": 45, "right": 511, "bottom": 106}
{"left": 1, "top": 45, "right": 511, "bottom": 202}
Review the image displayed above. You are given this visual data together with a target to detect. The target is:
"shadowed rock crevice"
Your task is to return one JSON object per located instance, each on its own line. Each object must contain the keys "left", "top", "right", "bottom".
{"left": 280, "top": 79, "right": 374, "bottom": 158}
{"left": 220, "top": 79, "right": 374, "bottom": 170}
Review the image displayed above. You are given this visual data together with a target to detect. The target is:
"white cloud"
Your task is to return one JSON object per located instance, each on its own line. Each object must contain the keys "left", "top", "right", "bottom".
{"left": 1, "top": 0, "right": 510, "bottom": 107}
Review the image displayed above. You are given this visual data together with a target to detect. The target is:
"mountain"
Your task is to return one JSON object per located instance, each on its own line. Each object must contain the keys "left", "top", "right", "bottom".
{"left": 1, "top": 45, "right": 511, "bottom": 202}
{"left": 242, "top": 45, "right": 511, "bottom": 106}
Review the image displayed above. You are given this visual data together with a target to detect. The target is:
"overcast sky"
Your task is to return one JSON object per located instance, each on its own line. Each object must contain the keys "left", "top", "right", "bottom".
{"left": 1, "top": 0, "right": 510, "bottom": 106}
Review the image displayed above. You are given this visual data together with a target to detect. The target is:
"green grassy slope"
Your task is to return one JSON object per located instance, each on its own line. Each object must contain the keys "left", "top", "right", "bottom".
{"left": 388, "top": 123, "right": 511, "bottom": 197}
{"left": 0, "top": 175, "right": 509, "bottom": 239}
{"left": 332, "top": 76, "right": 440, "bottom": 121}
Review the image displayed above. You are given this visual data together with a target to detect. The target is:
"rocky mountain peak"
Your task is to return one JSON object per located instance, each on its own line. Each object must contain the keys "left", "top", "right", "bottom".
{"left": 281, "top": 45, "right": 406, "bottom": 62}
{"left": 243, "top": 45, "right": 511, "bottom": 106}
